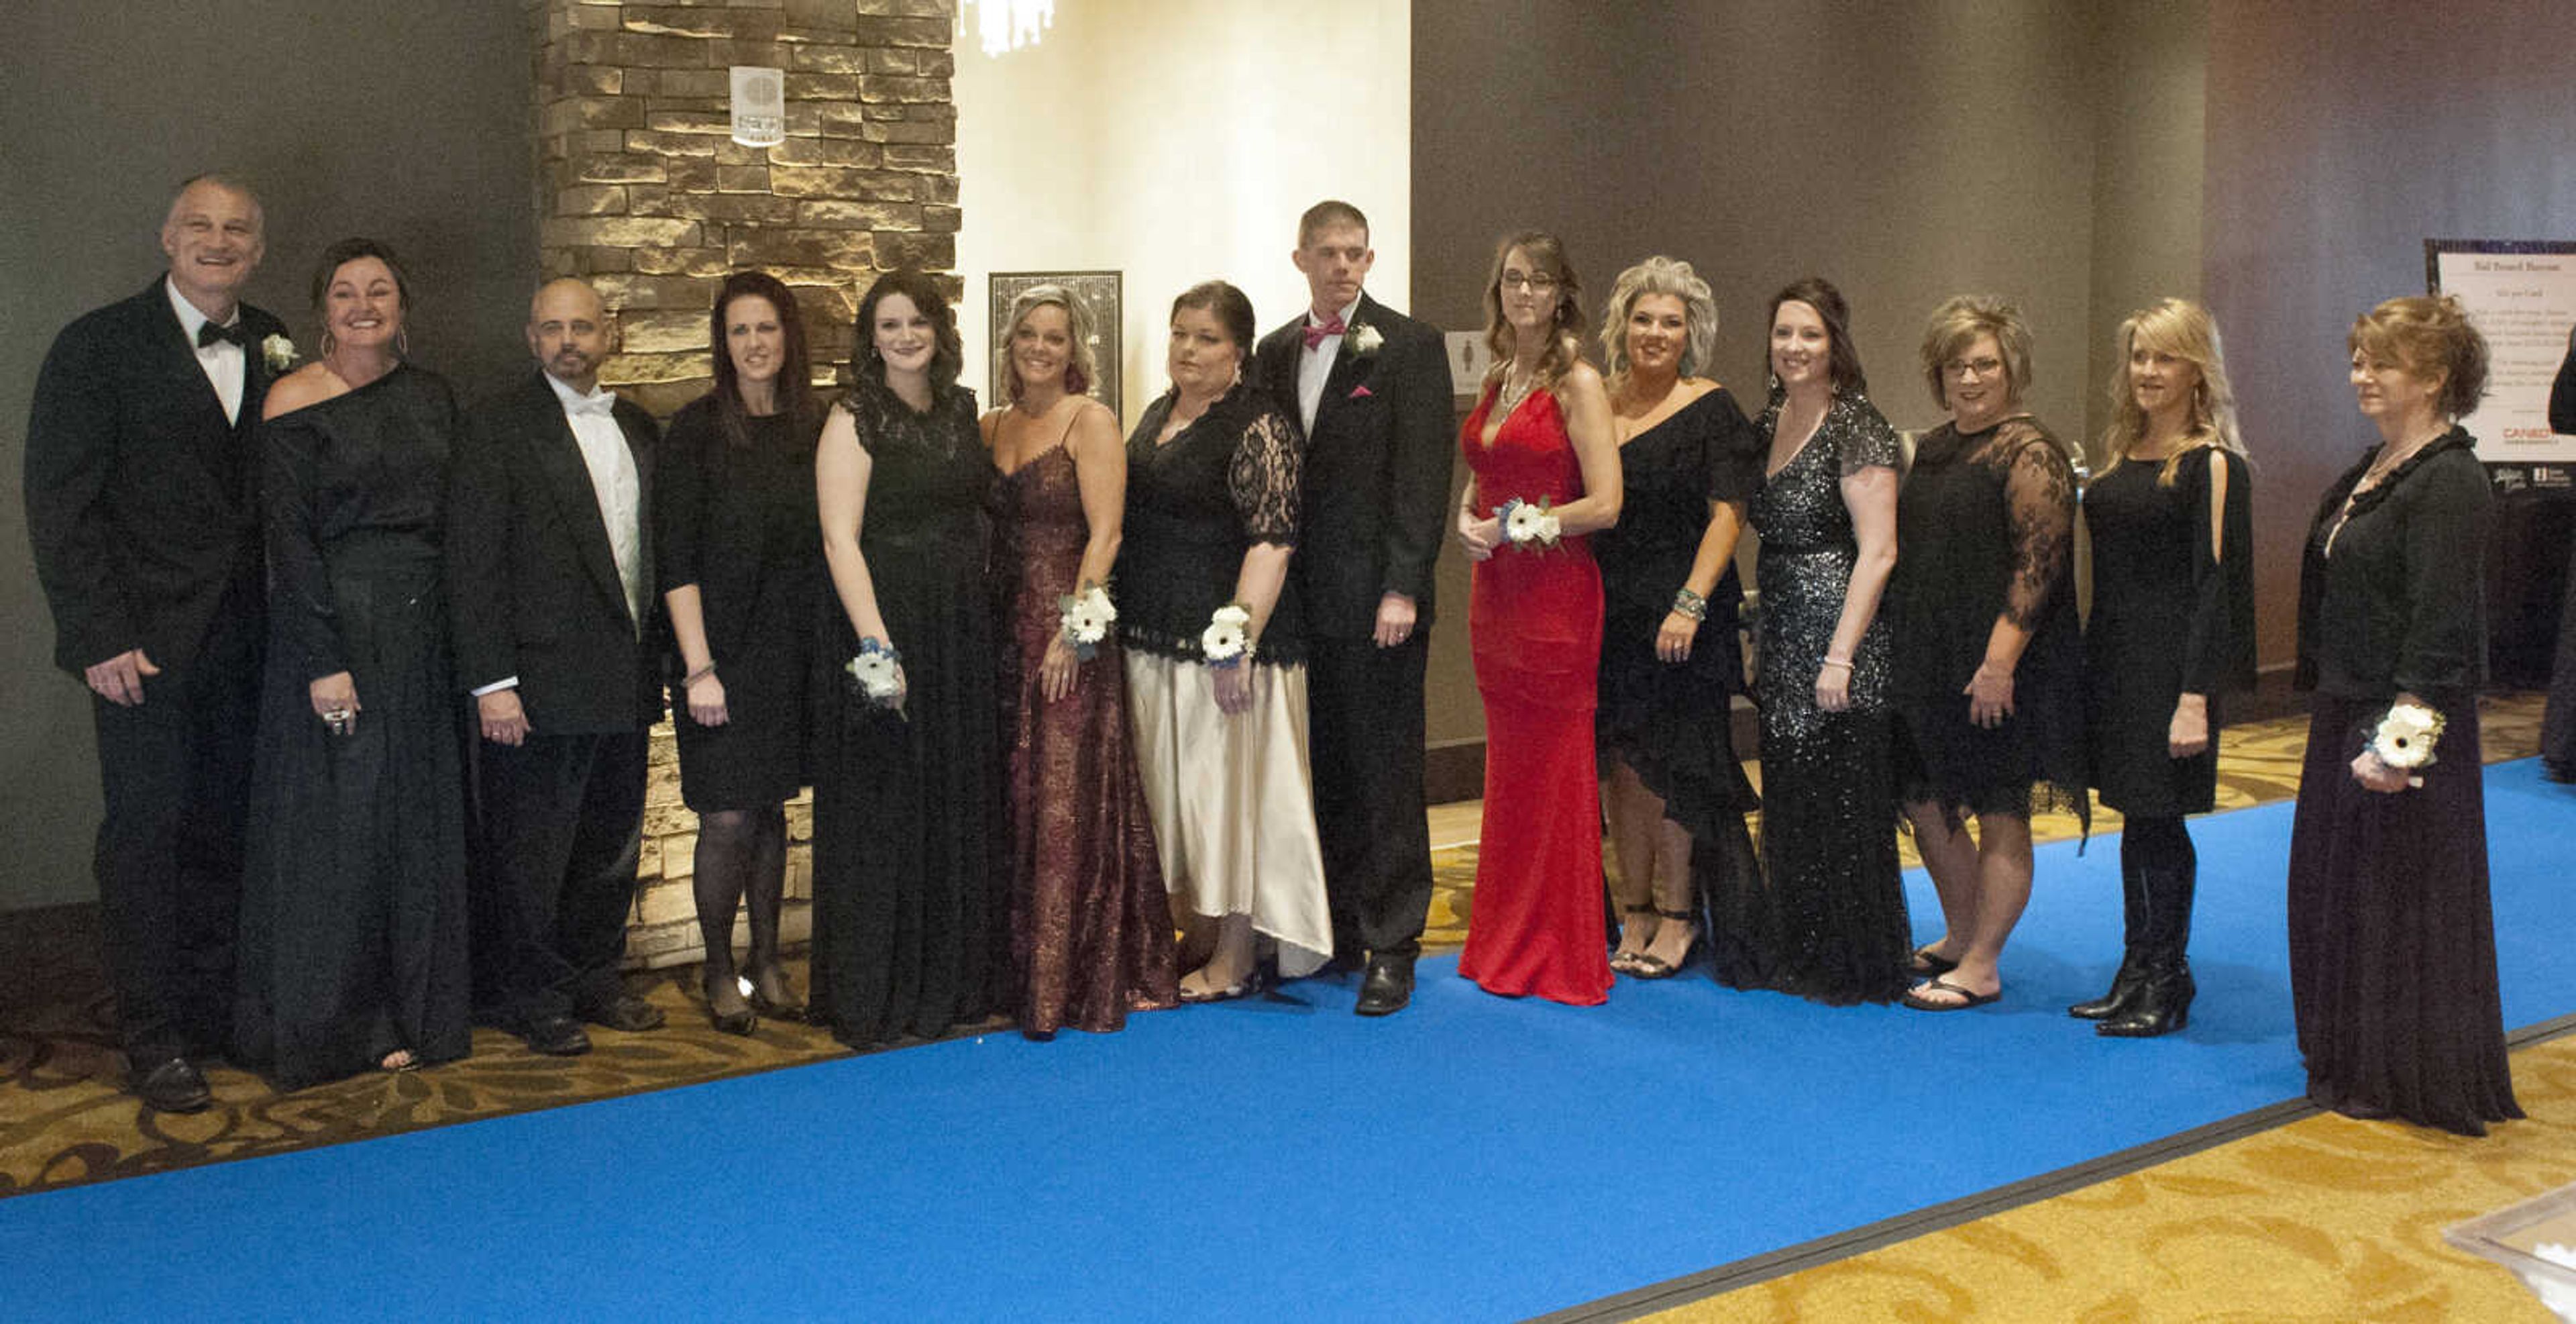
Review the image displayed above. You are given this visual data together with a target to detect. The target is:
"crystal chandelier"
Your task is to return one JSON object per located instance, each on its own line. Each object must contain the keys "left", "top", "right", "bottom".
{"left": 961, "top": 0, "right": 1056, "bottom": 56}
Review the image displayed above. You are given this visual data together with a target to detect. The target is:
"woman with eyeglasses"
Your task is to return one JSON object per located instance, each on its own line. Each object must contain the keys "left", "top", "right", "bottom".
{"left": 1453, "top": 232, "right": 1622, "bottom": 1005}
{"left": 1884, "top": 295, "right": 2085, "bottom": 1013}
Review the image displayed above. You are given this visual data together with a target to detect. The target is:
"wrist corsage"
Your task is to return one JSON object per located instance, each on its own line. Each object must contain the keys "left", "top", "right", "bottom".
{"left": 2369, "top": 701, "right": 2445, "bottom": 770}
{"left": 1201, "top": 602, "right": 1253, "bottom": 669}
{"left": 1059, "top": 582, "right": 1116, "bottom": 660}
{"left": 1496, "top": 496, "right": 1562, "bottom": 550}
{"left": 846, "top": 636, "right": 904, "bottom": 710}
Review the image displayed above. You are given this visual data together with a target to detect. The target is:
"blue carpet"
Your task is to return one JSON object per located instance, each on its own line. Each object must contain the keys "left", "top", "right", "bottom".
{"left": 4, "top": 760, "right": 2571, "bottom": 1322}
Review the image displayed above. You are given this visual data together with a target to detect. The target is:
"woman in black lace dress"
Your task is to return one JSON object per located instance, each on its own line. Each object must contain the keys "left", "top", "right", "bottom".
{"left": 1746, "top": 277, "right": 1911, "bottom": 1005}
{"left": 1886, "top": 295, "right": 2085, "bottom": 1012}
{"left": 2070, "top": 299, "right": 2253, "bottom": 1037}
{"left": 1588, "top": 257, "right": 1762, "bottom": 982}
{"left": 235, "top": 239, "right": 470, "bottom": 1085}
{"left": 2288, "top": 295, "right": 2517, "bottom": 1135}
{"left": 808, "top": 270, "right": 1004, "bottom": 1047}
{"left": 1116, "top": 281, "right": 1330, "bottom": 1001}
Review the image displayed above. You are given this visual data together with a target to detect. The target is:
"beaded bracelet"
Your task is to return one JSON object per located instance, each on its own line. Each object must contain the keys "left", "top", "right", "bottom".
{"left": 1670, "top": 587, "right": 1709, "bottom": 621}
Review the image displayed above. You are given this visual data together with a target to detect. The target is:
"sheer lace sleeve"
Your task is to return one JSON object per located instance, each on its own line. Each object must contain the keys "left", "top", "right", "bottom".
{"left": 1834, "top": 393, "right": 1904, "bottom": 476}
{"left": 1230, "top": 407, "right": 1301, "bottom": 546}
{"left": 1997, "top": 423, "right": 2077, "bottom": 629}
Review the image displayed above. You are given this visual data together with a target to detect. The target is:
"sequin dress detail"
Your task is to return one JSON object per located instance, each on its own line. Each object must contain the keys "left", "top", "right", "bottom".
{"left": 993, "top": 433, "right": 1177, "bottom": 1035}
{"left": 1457, "top": 382, "right": 1611, "bottom": 1005}
{"left": 1745, "top": 391, "right": 1912, "bottom": 1003}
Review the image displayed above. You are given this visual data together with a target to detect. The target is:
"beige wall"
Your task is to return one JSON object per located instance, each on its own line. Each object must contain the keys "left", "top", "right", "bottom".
{"left": 952, "top": 1, "right": 1413, "bottom": 430}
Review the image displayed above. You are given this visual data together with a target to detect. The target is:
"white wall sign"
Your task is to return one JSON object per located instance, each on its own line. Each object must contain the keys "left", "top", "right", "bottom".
{"left": 2428, "top": 239, "right": 2576, "bottom": 461}
{"left": 1445, "top": 330, "right": 1493, "bottom": 399}
{"left": 730, "top": 66, "right": 785, "bottom": 148}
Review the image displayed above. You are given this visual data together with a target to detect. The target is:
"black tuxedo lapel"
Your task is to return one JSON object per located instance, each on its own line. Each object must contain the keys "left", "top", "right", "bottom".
{"left": 525, "top": 378, "right": 635, "bottom": 631}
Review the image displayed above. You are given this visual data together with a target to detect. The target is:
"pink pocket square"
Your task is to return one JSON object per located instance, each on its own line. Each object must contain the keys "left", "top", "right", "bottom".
{"left": 1349, "top": 384, "right": 1373, "bottom": 399}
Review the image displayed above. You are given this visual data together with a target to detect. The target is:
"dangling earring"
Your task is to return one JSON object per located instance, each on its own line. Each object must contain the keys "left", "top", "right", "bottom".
{"left": 396, "top": 327, "right": 410, "bottom": 358}
{"left": 319, "top": 328, "right": 336, "bottom": 359}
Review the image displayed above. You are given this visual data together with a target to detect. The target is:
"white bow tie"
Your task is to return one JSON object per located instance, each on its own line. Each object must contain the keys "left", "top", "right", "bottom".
{"left": 567, "top": 394, "right": 615, "bottom": 418}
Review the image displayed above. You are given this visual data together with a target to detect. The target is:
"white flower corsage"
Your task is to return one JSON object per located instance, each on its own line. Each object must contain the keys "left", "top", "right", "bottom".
{"left": 845, "top": 636, "right": 904, "bottom": 710}
{"left": 261, "top": 334, "right": 298, "bottom": 372}
{"left": 1496, "top": 496, "right": 1562, "bottom": 550}
{"left": 1058, "top": 582, "right": 1116, "bottom": 660}
{"left": 1201, "top": 602, "right": 1252, "bottom": 669}
{"left": 1346, "top": 323, "right": 1385, "bottom": 357}
{"left": 2369, "top": 701, "right": 2445, "bottom": 770}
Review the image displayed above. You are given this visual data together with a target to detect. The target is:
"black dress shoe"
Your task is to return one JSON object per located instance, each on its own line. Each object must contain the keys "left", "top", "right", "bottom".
{"left": 579, "top": 991, "right": 667, "bottom": 1033}
{"left": 129, "top": 1056, "right": 213, "bottom": 1113}
{"left": 519, "top": 1014, "right": 593, "bottom": 1057}
{"left": 1354, "top": 957, "right": 1415, "bottom": 1017}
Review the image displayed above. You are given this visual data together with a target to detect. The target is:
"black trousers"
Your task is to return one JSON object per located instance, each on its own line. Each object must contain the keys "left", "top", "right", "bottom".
{"left": 89, "top": 594, "right": 262, "bottom": 1063}
{"left": 470, "top": 728, "right": 647, "bottom": 1023}
{"left": 1305, "top": 631, "right": 1436, "bottom": 960}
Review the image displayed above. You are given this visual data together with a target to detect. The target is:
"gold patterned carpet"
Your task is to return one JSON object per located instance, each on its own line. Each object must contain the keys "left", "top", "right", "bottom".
{"left": 2, "top": 695, "right": 2563, "bottom": 1322}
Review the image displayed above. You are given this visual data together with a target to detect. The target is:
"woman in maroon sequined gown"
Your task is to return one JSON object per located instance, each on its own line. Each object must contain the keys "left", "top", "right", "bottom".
{"left": 983, "top": 286, "right": 1177, "bottom": 1037}
{"left": 1454, "top": 232, "right": 1623, "bottom": 1005}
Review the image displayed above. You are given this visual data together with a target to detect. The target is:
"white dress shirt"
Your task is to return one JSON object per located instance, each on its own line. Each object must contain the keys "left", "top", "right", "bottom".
{"left": 165, "top": 280, "right": 246, "bottom": 425}
{"left": 1296, "top": 295, "right": 1362, "bottom": 437}
{"left": 546, "top": 372, "right": 648, "bottom": 635}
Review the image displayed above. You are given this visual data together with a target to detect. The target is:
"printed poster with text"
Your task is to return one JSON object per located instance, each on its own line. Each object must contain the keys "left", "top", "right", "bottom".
{"left": 2428, "top": 240, "right": 2576, "bottom": 464}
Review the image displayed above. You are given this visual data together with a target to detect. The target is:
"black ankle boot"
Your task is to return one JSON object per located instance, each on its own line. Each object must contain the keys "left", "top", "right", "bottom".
{"left": 2098, "top": 860, "right": 2195, "bottom": 1037}
{"left": 2069, "top": 862, "right": 2149, "bottom": 1020}
{"left": 2068, "top": 953, "right": 2147, "bottom": 1019}
{"left": 2098, "top": 960, "right": 2194, "bottom": 1036}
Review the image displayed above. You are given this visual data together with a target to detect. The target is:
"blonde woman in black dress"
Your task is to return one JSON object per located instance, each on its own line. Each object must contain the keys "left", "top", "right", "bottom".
{"left": 2072, "top": 299, "right": 2252, "bottom": 1037}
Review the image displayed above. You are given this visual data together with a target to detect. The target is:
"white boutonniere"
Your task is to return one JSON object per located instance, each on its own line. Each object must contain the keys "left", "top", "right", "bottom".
{"left": 1497, "top": 496, "right": 1562, "bottom": 550}
{"left": 845, "top": 637, "right": 904, "bottom": 712}
{"left": 2369, "top": 701, "right": 2445, "bottom": 770}
{"left": 1201, "top": 602, "right": 1252, "bottom": 668}
{"left": 1346, "top": 322, "right": 1384, "bottom": 358}
{"left": 1058, "top": 582, "right": 1116, "bottom": 660}
{"left": 260, "top": 334, "right": 298, "bottom": 372}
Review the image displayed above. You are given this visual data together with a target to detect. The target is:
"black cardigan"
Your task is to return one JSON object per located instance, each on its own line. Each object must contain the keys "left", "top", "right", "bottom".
{"left": 2295, "top": 428, "right": 2489, "bottom": 706}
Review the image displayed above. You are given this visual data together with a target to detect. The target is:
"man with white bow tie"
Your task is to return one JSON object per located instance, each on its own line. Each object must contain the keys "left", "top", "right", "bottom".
{"left": 448, "top": 278, "right": 666, "bottom": 1056}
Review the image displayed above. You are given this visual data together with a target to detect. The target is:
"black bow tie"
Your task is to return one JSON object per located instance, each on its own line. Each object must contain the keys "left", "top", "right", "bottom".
{"left": 197, "top": 320, "right": 248, "bottom": 349}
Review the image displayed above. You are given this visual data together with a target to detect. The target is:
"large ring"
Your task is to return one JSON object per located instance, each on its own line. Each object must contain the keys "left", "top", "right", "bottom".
{"left": 323, "top": 708, "right": 352, "bottom": 722}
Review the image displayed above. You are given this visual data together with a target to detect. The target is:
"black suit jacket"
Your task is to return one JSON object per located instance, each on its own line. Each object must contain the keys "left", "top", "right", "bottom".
{"left": 1254, "top": 293, "right": 1452, "bottom": 638}
{"left": 25, "top": 277, "right": 288, "bottom": 672}
{"left": 447, "top": 371, "right": 663, "bottom": 735}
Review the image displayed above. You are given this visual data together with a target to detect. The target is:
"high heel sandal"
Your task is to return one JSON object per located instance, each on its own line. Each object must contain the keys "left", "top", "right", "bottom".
{"left": 1611, "top": 903, "right": 1657, "bottom": 974}
{"left": 703, "top": 970, "right": 757, "bottom": 1036}
{"left": 1629, "top": 907, "right": 1699, "bottom": 980}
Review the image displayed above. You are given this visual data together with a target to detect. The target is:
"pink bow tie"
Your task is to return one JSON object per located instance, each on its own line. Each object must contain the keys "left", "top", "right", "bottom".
{"left": 1301, "top": 315, "right": 1346, "bottom": 351}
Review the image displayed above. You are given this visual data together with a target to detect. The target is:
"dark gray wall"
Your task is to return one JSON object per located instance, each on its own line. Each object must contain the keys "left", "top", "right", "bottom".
{"left": 2205, "top": 0, "right": 2576, "bottom": 674}
{"left": 3, "top": 1, "right": 539, "bottom": 910}
{"left": 1411, "top": 0, "right": 2207, "bottom": 749}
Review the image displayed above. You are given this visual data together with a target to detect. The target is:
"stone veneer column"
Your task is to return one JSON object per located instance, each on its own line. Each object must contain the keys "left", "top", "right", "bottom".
{"left": 527, "top": 0, "right": 961, "bottom": 968}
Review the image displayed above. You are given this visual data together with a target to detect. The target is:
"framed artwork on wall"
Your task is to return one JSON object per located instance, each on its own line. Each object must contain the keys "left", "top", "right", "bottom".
{"left": 989, "top": 271, "right": 1122, "bottom": 417}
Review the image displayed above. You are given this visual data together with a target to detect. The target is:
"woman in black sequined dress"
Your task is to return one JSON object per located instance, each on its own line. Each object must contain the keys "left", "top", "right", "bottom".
{"left": 1746, "top": 278, "right": 1912, "bottom": 1005}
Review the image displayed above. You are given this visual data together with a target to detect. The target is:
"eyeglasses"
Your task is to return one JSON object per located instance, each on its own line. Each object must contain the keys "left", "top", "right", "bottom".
{"left": 1942, "top": 356, "right": 2006, "bottom": 380}
{"left": 1499, "top": 269, "right": 1560, "bottom": 295}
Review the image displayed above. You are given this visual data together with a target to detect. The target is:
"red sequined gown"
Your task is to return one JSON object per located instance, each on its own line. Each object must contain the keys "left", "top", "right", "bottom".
{"left": 1456, "top": 383, "right": 1612, "bottom": 1005}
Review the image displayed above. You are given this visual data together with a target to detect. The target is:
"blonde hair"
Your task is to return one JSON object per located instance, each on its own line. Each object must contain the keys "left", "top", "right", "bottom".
{"left": 1481, "top": 230, "right": 1586, "bottom": 393}
{"left": 1919, "top": 294, "right": 2034, "bottom": 412}
{"left": 1598, "top": 256, "right": 1717, "bottom": 389}
{"left": 2349, "top": 294, "right": 2489, "bottom": 420}
{"left": 1001, "top": 284, "right": 1099, "bottom": 403}
{"left": 2099, "top": 298, "right": 2247, "bottom": 487}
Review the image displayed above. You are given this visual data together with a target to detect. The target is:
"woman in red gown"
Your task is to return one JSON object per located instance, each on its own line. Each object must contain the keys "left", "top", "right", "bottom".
{"left": 1454, "top": 232, "right": 1623, "bottom": 1004}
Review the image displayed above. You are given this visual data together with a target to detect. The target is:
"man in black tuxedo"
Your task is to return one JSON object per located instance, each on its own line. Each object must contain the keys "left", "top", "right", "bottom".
{"left": 448, "top": 277, "right": 665, "bottom": 1056}
{"left": 1254, "top": 200, "right": 1453, "bottom": 1015}
{"left": 25, "top": 175, "right": 287, "bottom": 1111}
